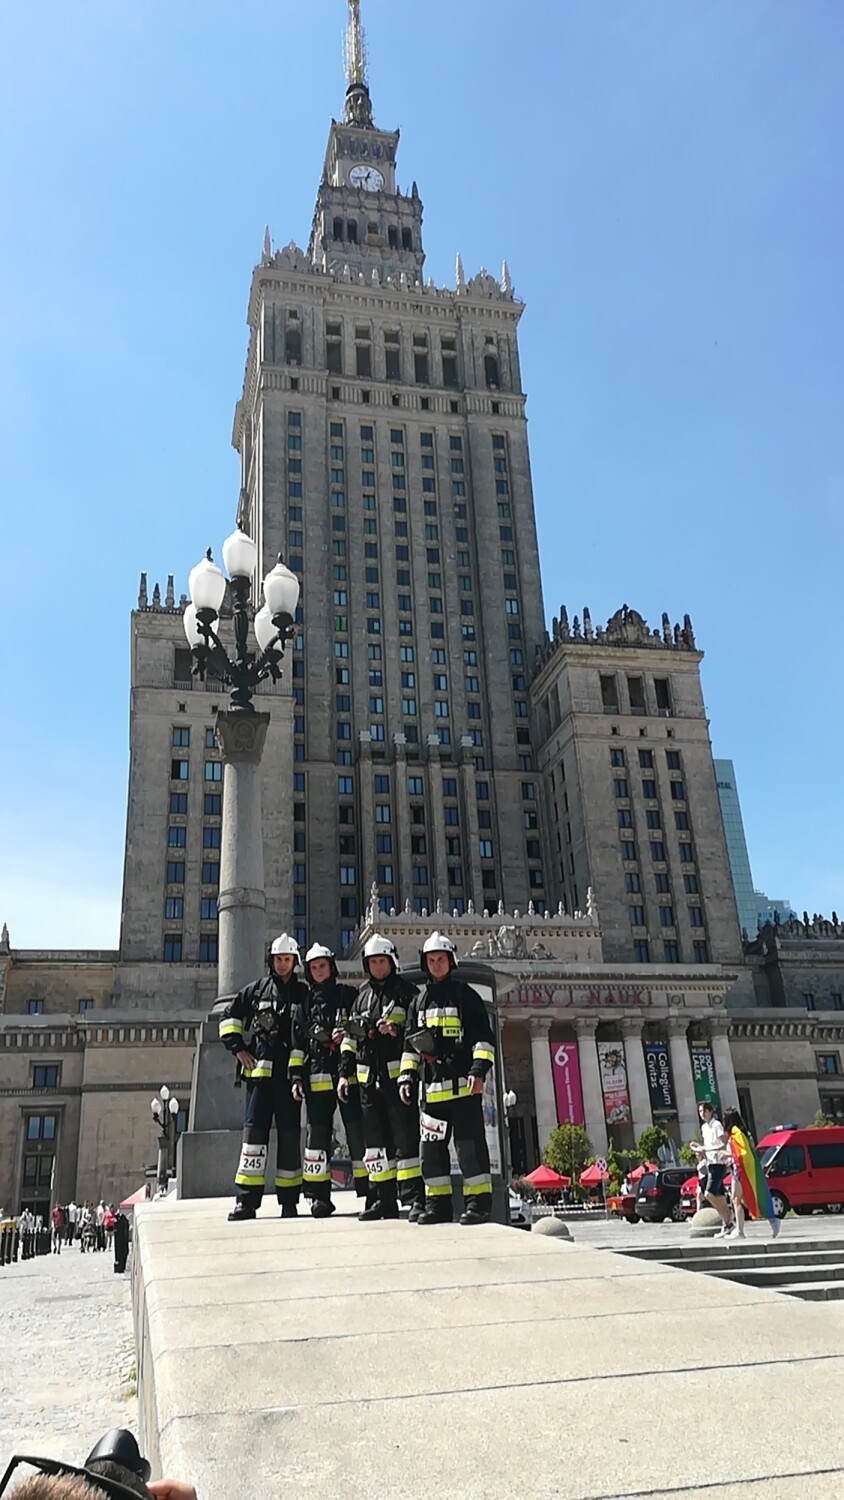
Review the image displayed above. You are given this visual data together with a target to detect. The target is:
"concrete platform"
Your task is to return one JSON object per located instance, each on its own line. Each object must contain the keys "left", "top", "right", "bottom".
{"left": 133, "top": 1194, "right": 844, "bottom": 1500}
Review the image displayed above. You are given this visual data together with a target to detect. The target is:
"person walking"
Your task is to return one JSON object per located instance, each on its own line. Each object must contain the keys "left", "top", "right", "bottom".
{"left": 66, "top": 1199, "right": 78, "bottom": 1245}
{"left": 289, "top": 943, "right": 367, "bottom": 1217}
{"left": 219, "top": 933, "right": 307, "bottom": 1223}
{"left": 398, "top": 932, "right": 496, "bottom": 1226}
{"left": 689, "top": 1101, "right": 731, "bottom": 1235}
{"left": 339, "top": 934, "right": 424, "bottom": 1222}
{"left": 95, "top": 1200, "right": 106, "bottom": 1252}
{"left": 724, "top": 1107, "right": 781, "bottom": 1241}
{"left": 50, "top": 1203, "right": 66, "bottom": 1254}
{"left": 104, "top": 1203, "right": 116, "bottom": 1250}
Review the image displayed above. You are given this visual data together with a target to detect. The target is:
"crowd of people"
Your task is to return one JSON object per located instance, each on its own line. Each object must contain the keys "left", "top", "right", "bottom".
{"left": 49, "top": 1200, "right": 118, "bottom": 1253}
{"left": 220, "top": 928, "right": 497, "bottom": 1226}
{"left": 0, "top": 1200, "right": 131, "bottom": 1271}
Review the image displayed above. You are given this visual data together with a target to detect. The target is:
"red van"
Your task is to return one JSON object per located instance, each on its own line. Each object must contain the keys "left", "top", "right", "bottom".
{"left": 757, "top": 1126, "right": 844, "bottom": 1218}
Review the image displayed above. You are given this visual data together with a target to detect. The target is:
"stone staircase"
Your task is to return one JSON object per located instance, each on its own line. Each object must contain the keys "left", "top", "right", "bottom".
{"left": 617, "top": 1235, "right": 844, "bottom": 1301}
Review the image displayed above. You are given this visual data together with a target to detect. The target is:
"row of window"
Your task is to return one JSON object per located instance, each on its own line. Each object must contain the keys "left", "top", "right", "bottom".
{"left": 611, "top": 747, "right": 682, "bottom": 771}
{"left": 25, "top": 998, "right": 94, "bottom": 1017}
{"left": 169, "top": 793, "right": 222, "bottom": 816}
{"left": 171, "top": 727, "right": 217, "bottom": 750}
{"left": 171, "top": 760, "right": 221, "bottom": 782}
{"left": 632, "top": 940, "right": 710, "bottom": 964}
{"left": 628, "top": 904, "right": 705, "bottom": 928}
{"left": 164, "top": 935, "right": 218, "bottom": 963}
{"left": 322, "top": 319, "right": 501, "bottom": 389}
{"left": 602, "top": 673, "right": 673, "bottom": 716}
{"left": 167, "top": 825, "right": 221, "bottom": 849}
{"left": 166, "top": 862, "right": 220, "bottom": 886}
{"left": 614, "top": 777, "right": 686, "bottom": 801}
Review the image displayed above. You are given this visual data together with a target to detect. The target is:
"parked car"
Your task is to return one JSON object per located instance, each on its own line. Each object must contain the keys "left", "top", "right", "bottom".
{"left": 758, "top": 1125, "right": 844, "bottom": 1219}
{"left": 634, "top": 1167, "right": 692, "bottom": 1223}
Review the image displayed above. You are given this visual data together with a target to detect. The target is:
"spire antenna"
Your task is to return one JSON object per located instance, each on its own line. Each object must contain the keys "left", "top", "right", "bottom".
{"left": 343, "top": 0, "right": 373, "bottom": 126}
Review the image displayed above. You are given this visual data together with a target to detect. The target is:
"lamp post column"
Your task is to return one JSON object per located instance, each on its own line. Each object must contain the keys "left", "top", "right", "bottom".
{"left": 215, "top": 711, "right": 271, "bottom": 997}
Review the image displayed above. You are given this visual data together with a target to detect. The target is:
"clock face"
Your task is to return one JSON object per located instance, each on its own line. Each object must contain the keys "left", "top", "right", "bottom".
{"left": 349, "top": 164, "right": 385, "bottom": 192}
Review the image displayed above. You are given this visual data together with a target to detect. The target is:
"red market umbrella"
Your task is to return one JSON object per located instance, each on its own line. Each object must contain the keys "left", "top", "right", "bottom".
{"left": 579, "top": 1163, "right": 609, "bottom": 1186}
{"left": 524, "top": 1165, "right": 570, "bottom": 1189}
{"left": 119, "top": 1186, "right": 149, "bottom": 1209}
{"left": 630, "top": 1162, "right": 658, "bottom": 1182}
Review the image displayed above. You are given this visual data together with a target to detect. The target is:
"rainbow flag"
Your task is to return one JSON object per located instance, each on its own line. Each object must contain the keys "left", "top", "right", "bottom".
{"left": 728, "top": 1126, "right": 775, "bottom": 1221}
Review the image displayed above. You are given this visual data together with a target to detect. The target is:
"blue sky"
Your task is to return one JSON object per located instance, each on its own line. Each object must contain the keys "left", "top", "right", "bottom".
{"left": 1, "top": 1, "right": 841, "bottom": 948}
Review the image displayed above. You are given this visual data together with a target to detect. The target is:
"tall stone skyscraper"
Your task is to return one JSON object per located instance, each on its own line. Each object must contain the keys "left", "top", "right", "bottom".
{"left": 233, "top": 2, "right": 547, "bottom": 950}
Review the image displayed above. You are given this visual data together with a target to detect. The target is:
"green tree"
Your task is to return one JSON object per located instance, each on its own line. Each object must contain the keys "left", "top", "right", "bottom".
{"left": 679, "top": 1142, "right": 697, "bottom": 1167}
{"left": 637, "top": 1125, "right": 669, "bottom": 1165}
{"left": 544, "top": 1124, "right": 592, "bottom": 1182}
{"left": 811, "top": 1109, "right": 833, "bottom": 1128}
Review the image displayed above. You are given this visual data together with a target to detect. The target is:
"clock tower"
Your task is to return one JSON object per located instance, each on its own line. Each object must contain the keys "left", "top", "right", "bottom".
{"left": 307, "top": 0, "right": 424, "bottom": 282}
{"left": 231, "top": 0, "right": 547, "bottom": 950}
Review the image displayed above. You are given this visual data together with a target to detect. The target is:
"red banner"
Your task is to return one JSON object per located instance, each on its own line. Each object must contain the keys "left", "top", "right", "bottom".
{"left": 550, "top": 1041, "right": 584, "bottom": 1126}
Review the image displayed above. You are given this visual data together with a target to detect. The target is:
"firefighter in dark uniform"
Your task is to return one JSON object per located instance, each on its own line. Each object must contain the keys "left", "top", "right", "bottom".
{"left": 289, "top": 943, "right": 367, "bottom": 1217}
{"left": 338, "top": 933, "right": 424, "bottom": 1222}
{"left": 219, "top": 932, "right": 307, "bottom": 1222}
{"left": 399, "top": 931, "right": 496, "bottom": 1226}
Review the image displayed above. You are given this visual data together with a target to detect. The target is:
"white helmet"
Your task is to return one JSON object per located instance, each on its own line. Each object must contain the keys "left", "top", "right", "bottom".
{"left": 420, "top": 931, "right": 458, "bottom": 971}
{"left": 304, "top": 942, "right": 336, "bottom": 972}
{"left": 270, "top": 932, "right": 300, "bottom": 962}
{"left": 363, "top": 933, "right": 400, "bottom": 975}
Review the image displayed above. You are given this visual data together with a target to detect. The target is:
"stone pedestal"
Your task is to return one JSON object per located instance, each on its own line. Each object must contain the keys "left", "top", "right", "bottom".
{"left": 178, "top": 1007, "right": 244, "bottom": 1198}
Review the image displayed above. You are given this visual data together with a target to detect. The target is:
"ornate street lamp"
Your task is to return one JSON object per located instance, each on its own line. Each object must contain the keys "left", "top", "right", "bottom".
{"left": 184, "top": 526, "right": 300, "bottom": 713}
{"left": 151, "top": 1084, "right": 181, "bottom": 1196}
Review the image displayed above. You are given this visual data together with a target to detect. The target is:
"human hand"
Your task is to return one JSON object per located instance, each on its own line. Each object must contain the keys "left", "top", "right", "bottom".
{"left": 291, "top": 1081, "right": 304, "bottom": 1103}
{"left": 399, "top": 1081, "right": 413, "bottom": 1105}
{"left": 466, "top": 1074, "right": 485, "bottom": 1096}
{"left": 235, "top": 1051, "right": 256, "bottom": 1071}
{"left": 337, "top": 1077, "right": 350, "bottom": 1102}
{"left": 377, "top": 1022, "right": 398, "bottom": 1037}
{"left": 332, "top": 1027, "right": 344, "bottom": 1044}
{"left": 147, "top": 1482, "right": 198, "bottom": 1500}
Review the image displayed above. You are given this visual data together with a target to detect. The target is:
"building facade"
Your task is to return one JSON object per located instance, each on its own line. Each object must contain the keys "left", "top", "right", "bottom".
{"left": 714, "top": 758, "right": 759, "bottom": 939}
{"left": 231, "top": 21, "right": 546, "bottom": 953}
{"left": 531, "top": 605, "right": 744, "bottom": 970}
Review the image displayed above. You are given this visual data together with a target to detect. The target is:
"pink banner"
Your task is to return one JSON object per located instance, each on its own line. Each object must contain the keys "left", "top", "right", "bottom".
{"left": 550, "top": 1041, "right": 584, "bottom": 1126}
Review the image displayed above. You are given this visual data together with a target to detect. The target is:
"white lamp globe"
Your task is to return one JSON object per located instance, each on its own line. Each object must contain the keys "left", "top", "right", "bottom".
{"left": 168, "top": 1096, "right": 180, "bottom": 1117}
{"left": 221, "top": 527, "right": 258, "bottom": 580}
{"left": 188, "top": 552, "right": 227, "bottom": 615}
{"left": 263, "top": 558, "right": 300, "bottom": 618}
{"left": 254, "top": 604, "right": 279, "bottom": 655}
{"left": 151, "top": 1098, "right": 162, "bottom": 1117}
{"left": 183, "top": 603, "right": 204, "bottom": 648}
{"left": 159, "top": 1084, "right": 170, "bottom": 1102}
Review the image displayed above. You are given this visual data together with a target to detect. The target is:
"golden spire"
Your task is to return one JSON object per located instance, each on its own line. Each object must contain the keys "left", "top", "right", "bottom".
{"left": 345, "top": 0, "right": 367, "bottom": 90}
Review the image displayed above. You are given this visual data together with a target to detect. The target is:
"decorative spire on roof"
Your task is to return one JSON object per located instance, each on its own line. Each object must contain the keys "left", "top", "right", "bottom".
{"left": 344, "top": 0, "right": 373, "bottom": 126}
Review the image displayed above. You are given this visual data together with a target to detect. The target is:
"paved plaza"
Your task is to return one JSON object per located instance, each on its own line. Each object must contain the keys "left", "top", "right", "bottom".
{"left": 0, "top": 1245, "right": 137, "bottom": 1465}
{"left": 135, "top": 1195, "right": 844, "bottom": 1500}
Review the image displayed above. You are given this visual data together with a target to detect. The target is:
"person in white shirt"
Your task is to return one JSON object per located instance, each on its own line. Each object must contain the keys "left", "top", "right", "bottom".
{"left": 67, "top": 1199, "right": 78, "bottom": 1244}
{"left": 95, "top": 1199, "right": 106, "bottom": 1252}
{"left": 689, "top": 1101, "right": 731, "bottom": 1234}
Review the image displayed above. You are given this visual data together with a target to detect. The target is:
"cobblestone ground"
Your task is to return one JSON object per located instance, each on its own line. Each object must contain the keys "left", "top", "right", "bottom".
{"left": 0, "top": 1242, "right": 137, "bottom": 1469}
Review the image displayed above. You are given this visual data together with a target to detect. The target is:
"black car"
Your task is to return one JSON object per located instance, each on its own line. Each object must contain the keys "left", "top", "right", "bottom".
{"left": 634, "top": 1168, "right": 691, "bottom": 1223}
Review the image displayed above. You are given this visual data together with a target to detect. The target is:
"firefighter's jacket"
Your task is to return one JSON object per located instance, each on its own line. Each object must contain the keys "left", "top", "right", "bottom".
{"left": 289, "top": 979, "right": 359, "bottom": 1092}
{"left": 398, "top": 974, "right": 496, "bottom": 1103}
{"left": 339, "top": 973, "right": 418, "bottom": 1089}
{"left": 218, "top": 973, "right": 309, "bottom": 1082}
